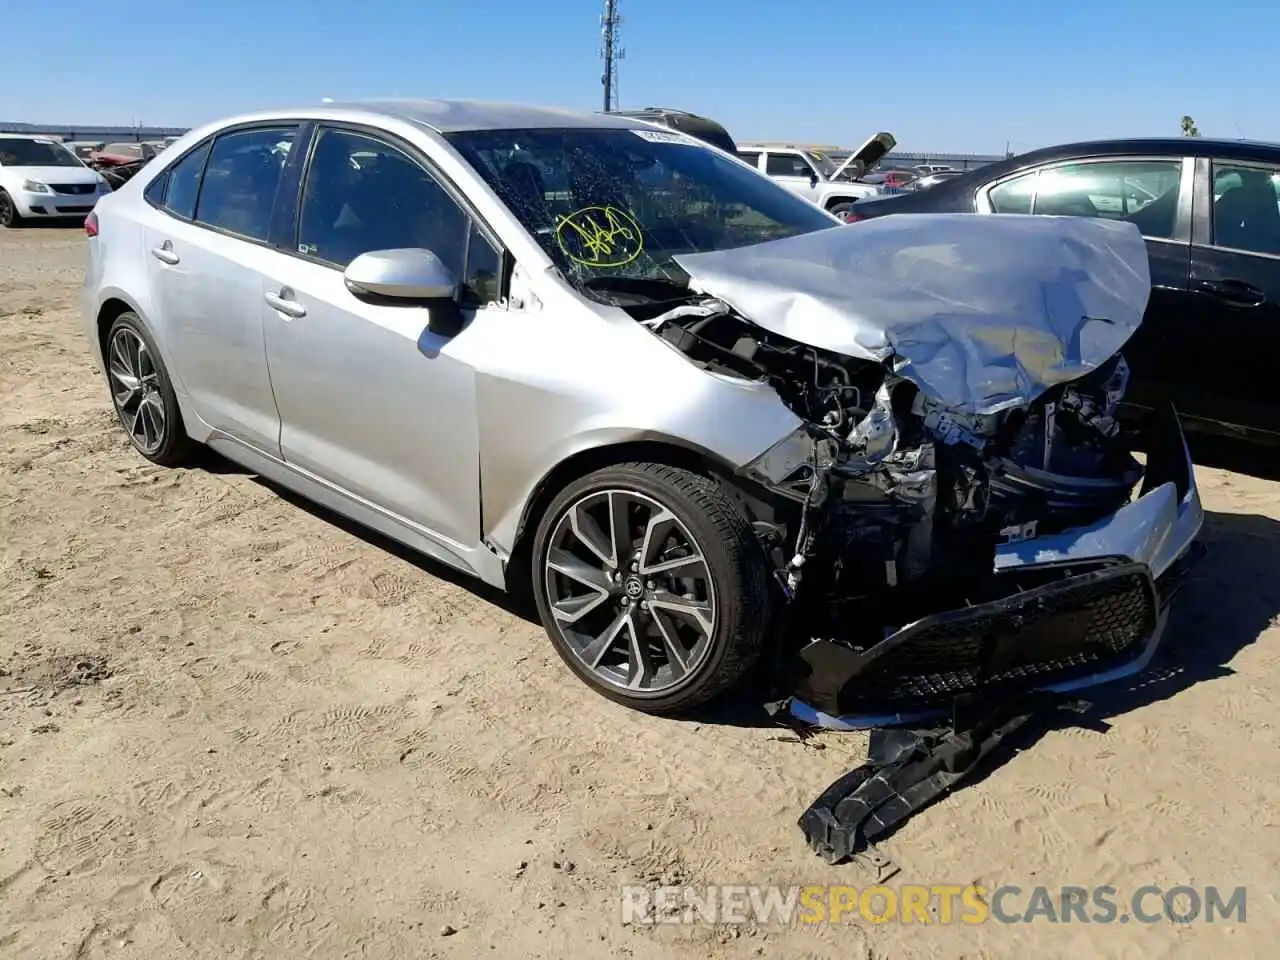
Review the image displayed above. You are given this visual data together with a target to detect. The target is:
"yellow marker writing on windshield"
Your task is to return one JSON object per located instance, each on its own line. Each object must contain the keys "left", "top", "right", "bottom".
{"left": 555, "top": 206, "right": 644, "bottom": 268}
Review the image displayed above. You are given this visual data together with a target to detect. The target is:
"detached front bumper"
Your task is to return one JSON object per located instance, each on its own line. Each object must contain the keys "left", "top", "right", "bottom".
{"left": 790, "top": 403, "right": 1205, "bottom": 730}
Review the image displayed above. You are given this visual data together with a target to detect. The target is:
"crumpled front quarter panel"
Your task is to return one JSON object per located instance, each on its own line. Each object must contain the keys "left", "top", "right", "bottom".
{"left": 466, "top": 285, "right": 804, "bottom": 556}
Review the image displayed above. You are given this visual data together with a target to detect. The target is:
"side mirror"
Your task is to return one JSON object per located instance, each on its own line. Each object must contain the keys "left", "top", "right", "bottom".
{"left": 344, "top": 248, "right": 458, "bottom": 302}
{"left": 809, "top": 172, "right": 820, "bottom": 187}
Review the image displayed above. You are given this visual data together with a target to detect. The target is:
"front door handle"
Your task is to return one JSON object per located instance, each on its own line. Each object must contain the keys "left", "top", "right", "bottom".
{"left": 150, "top": 241, "right": 179, "bottom": 265}
{"left": 1195, "top": 278, "right": 1266, "bottom": 307}
{"left": 265, "top": 289, "right": 307, "bottom": 319}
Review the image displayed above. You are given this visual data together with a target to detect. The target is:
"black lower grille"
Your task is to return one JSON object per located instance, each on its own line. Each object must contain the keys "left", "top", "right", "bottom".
{"left": 986, "top": 459, "right": 1140, "bottom": 536}
{"left": 835, "top": 562, "right": 1157, "bottom": 709}
{"left": 54, "top": 205, "right": 93, "bottom": 214}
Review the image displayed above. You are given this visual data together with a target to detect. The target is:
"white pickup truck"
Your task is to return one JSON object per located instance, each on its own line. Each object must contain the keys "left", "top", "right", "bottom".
{"left": 736, "top": 133, "right": 896, "bottom": 219}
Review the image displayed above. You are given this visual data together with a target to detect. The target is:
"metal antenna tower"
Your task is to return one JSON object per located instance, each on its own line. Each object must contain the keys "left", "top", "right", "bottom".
{"left": 600, "top": 0, "right": 624, "bottom": 112}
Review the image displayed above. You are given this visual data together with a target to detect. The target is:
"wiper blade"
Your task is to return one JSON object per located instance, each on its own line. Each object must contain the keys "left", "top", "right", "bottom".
{"left": 581, "top": 275, "right": 691, "bottom": 303}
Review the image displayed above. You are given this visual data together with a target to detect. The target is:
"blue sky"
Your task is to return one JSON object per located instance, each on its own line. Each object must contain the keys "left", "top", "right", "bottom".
{"left": 2, "top": 0, "right": 1274, "bottom": 154}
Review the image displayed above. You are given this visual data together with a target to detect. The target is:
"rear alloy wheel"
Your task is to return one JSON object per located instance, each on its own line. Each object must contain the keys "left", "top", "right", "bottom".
{"left": 0, "top": 190, "right": 22, "bottom": 228}
{"left": 105, "top": 312, "right": 196, "bottom": 466}
{"left": 532, "top": 463, "right": 772, "bottom": 714}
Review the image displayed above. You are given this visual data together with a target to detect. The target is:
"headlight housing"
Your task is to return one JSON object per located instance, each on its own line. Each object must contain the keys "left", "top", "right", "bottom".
{"left": 22, "top": 180, "right": 50, "bottom": 194}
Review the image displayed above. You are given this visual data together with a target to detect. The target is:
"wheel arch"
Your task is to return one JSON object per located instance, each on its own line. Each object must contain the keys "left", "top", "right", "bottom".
{"left": 503, "top": 437, "right": 782, "bottom": 605}
{"left": 94, "top": 293, "right": 208, "bottom": 443}
{"left": 96, "top": 296, "right": 139, "bottom": 361}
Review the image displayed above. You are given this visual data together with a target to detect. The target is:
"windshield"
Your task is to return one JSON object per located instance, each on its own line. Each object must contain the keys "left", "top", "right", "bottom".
{"left": 0, "top": 138, "right": 84, "bottom": 167}
{"left": 445, "top": 127, "right": 836, "bottom": 290}
{"left": 808, "top": 151, "right": 838, "bottom": 177}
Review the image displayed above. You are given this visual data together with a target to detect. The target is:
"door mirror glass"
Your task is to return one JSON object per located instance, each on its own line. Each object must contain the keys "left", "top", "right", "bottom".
{"left": 344, "top": 248, "right": 458, "bottom": 301}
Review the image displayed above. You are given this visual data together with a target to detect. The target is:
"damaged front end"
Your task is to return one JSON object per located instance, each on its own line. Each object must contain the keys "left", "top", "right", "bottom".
{"left": 640, "top": 215, "right": 1204, "bottom": 724}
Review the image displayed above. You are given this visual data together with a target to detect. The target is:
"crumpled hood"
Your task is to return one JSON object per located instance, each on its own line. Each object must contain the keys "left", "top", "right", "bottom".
{"left": 672, "top": 213, "right": 1151, "bottom": 414}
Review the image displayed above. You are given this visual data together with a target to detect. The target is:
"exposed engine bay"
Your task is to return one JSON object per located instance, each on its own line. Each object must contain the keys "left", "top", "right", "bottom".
{"left": 640, "top": 296, "right": 1143, "bottom": 640}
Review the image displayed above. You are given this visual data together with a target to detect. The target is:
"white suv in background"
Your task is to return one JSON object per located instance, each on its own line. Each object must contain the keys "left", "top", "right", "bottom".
{"left": 0, "top": 134, "right": 111, "bottom": 227}
{"left": 735, "top": 133, "right": 896, "bottom": 218}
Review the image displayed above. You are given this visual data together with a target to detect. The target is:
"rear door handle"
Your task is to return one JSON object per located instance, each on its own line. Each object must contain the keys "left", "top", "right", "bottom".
{"left": 1195, "top": 278, "right": 1265, "bottom": 307}
{"left": 265, "top": 288, "right": 307, "bottom": 319}
{"left": 150, "top": 241, "right": 179, "bottom": 265}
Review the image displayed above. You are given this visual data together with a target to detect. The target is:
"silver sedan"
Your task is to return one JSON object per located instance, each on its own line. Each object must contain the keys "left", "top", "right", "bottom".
{"left": 81, "top": 100, "right": 1202, "bottom": 721}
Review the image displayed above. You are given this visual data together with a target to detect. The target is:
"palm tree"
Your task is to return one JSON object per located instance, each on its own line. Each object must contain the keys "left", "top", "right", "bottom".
{"left": 1181, "top": 115, "right": 1202, "bottom": 137}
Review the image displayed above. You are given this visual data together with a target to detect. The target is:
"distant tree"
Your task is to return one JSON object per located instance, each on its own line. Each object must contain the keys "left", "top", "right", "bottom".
{"left": 1181, "top": 115, "right": 1202, "bottom": 137}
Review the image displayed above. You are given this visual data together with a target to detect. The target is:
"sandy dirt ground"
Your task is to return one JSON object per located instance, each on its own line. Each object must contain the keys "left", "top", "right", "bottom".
{"left": 2, "top": 224, "right": 1279, "bottom": 959}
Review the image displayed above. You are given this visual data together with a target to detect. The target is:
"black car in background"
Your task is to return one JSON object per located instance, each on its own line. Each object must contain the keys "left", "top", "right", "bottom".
{"left": 846, "top": 138, "right": 1280, "bottom": 445}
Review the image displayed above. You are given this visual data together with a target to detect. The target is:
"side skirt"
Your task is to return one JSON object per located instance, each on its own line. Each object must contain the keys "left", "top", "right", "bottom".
{"left": 204, "top": 433, "right": 508, "bottom": 591}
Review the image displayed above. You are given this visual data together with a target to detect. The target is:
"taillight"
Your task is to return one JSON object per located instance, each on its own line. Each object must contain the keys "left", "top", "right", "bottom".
{"left": 843, "top": 212, "right": 863, "bottom": 223}
{"left": 84, "top": 212, "right": 99, "bottom": 237}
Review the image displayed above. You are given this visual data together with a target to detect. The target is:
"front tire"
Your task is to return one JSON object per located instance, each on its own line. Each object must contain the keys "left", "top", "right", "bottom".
{"left": 531, "top": 462, "right": 772, "bottom": 714}
{"left": 104, "top": 312, "right": 197, "bottom": 466}
{"left": 0, "top": 190, "right": 23, "bottom": 228}
{"left": 828, "top": 200, "right": 858, "bottom": 220}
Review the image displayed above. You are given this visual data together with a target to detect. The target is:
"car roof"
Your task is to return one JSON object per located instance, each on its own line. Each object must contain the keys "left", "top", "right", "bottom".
{"left": 920, "top": 136, "right": 1280, "bottom": 190}
{"left": 1013, "top": 136, "right": 1280, "bottom": 164}
{"left": 270, "top": 99, "right": 651, "bottom": 134}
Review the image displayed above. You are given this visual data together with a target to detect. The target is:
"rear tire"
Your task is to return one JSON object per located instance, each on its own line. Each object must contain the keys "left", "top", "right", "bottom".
{"left": 104, "top": 312, "right": 198, "bottom": 467}
{"left": 531, "top": 462, "right": 772, "bottom": 714}
{"left": 0, "top": 190, "right": 24, "bottom": 228}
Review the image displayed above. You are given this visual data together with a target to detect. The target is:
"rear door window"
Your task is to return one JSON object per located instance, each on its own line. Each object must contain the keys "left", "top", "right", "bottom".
{"left": 192, "top": 127, "right": 297, "bottom": 242}
{"left": 1030, "top": 159, "right": 1181, "bottom": 238}
{"left": 988, "top": 159, "right": 1182, "bottom": 238}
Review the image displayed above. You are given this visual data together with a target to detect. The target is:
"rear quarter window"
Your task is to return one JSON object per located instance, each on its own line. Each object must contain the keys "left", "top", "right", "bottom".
{"left": 161, "top": 141, "right": 211, "bottom": 220}
{"left": 143, "top": 170, "right": 169, "bottom": 207}
{"left": 988, "top": 172, "right": 1036, "bottom": 214}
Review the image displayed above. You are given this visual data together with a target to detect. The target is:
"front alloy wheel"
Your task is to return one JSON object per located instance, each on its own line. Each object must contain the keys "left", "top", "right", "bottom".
{"left": 532, "top": 463, "right": 771, "bottom": 713}
{"left": 0, "top": 191, "right": 19, "bottom": 228}
{"left": 545, "top": 488, "right": 717, "bottom": 693}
